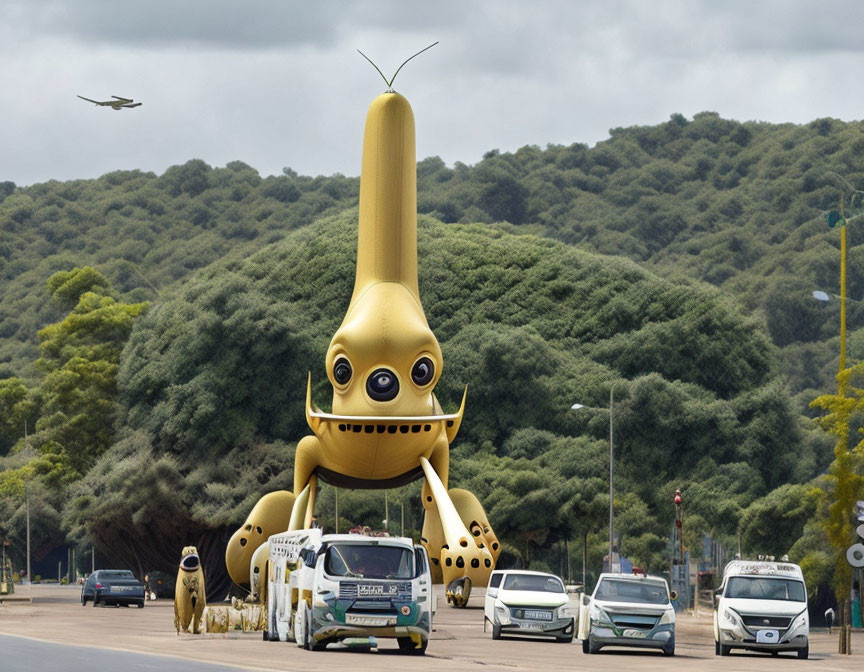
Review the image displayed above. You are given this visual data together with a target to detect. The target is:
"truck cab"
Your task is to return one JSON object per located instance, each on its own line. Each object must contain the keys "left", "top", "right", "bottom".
{"left": 265, "top": 529, "right": 432, "bottom": 654}
{"left": 713, "top": 560, "right": 809, "bottom": 659}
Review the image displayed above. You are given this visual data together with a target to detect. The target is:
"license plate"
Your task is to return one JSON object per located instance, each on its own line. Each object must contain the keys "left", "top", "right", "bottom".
{"left": 756, "top": 629, "right": 779, "bottom": 644}
{"left": 622, "top": 629, "right": 648, "bottom": 639}
{"left": 520, "top": 622, "right": 544, "bottom": 630}
{"left": 523, "top": 609, "right": 552, "bottom": 621}
{"left": 346, "top": 615, "right": 394, "bottom": 627}
{"left": 357, "top": 584, "right": 396, "bottom": 597}
{"left": 110, "top": 586, "right": 132, "bottom": 592}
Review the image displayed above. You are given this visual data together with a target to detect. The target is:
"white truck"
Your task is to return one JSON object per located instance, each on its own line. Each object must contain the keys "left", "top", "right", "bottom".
{"left": 264, "top": 529, "right": 433, "bottom": 653}
{"left": 713, "top": 560, "right": 809, "bottom": 659}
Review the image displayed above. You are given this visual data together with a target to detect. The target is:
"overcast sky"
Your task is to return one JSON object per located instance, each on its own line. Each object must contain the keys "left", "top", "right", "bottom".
{"left": 1, "top": 0, "right": 863, "bottom": 185}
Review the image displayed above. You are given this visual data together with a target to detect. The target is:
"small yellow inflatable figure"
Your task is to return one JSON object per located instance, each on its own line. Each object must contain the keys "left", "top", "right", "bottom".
{"left": 174, "top": 546, "right": 206, "bottom": 635}
{"left": 227, "top": 66, "right": 500, "bottom": 606}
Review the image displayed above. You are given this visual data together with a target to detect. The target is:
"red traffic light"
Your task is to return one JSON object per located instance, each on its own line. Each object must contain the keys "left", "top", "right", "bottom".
{"left": 675, "top": 519, "right": 682, "bottom": 528}
{"left": 674, "top": 489, "right": 682, "bottom": 505}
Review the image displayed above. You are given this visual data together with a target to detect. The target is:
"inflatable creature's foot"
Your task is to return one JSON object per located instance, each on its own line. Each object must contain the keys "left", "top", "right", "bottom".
{"left": 419, "top": 458, "right": 496, "bottom": 607}
{"left": 225, "top": 490, "right": 296, "bottom": 587}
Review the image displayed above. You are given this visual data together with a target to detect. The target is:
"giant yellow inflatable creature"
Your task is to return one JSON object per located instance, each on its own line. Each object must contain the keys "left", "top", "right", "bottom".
{"left": 226, "top": 89, "right": 500, "bottom": 604}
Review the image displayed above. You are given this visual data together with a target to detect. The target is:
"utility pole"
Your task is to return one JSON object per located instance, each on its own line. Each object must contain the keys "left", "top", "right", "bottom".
{"left": 334, "top": 488, "right": 339, "bottom": 534}
{"left": 582, "top": 530, "right": 587, "bottom": 587}
{"left": 609, "top": 387, "right": 614, "bottom": 572}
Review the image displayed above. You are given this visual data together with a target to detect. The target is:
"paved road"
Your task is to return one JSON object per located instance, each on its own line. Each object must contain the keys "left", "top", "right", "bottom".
{"left": 1, "top": 633, "right": 251, "bottom": 672}
{"left": 0, "top": 585, "right": 862, "bottom": 671}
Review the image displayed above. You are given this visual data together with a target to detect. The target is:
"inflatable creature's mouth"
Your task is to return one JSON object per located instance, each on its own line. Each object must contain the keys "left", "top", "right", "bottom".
{"left": 180, "top": 554, "right": 200, "bottom": 572}
{"left": 304, "top": 374, "right": 465, "bottom": 443}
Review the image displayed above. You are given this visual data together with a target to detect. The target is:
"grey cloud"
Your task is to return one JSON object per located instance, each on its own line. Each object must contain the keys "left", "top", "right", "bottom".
{"left": 5, "top": 0, "right": 344, "bottom": 49}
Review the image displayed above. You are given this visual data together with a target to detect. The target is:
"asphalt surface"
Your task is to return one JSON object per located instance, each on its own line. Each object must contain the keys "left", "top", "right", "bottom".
{"left": 0, "top": 633, "right": 251, "bottom": 672}
{"left": 1, "top": 585, "right": 863, "bottom": 671}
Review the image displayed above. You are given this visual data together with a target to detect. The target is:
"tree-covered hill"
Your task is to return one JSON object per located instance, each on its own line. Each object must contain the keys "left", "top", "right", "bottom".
{"left": 3, "top": 113, "right": 864, "bottom": 402}
{"left": 60, "top": 214, "right": 828, "bottom": 589}
{"left": 0, "top": 163, "right": 358, "bottom": 377}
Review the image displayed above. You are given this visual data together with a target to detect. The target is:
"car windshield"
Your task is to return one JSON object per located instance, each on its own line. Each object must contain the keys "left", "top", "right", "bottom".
{"left": 725, "top": 577, "right": 806, "bottom": 602}
{"left": 324, "top": 544, "right": 414, "bottom": 580}
{"left": 502, "top": 573, "right": 564, "bottom": 593}
{"left": 594, "top": 578, "right": 668, "bottom": 604}
{"left": 100, "top": 570, "right": 135, "bottom": 579}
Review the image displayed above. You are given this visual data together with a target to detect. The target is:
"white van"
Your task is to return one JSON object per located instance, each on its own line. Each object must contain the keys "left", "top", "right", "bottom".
{"left": 579, "top": 573, "right": 676, "bottom": 656}
{"left": 265, "top": 529, "right": 433, "bottom": 654}
{"left": 713, "top": 560, "right": 809, "bottom": 659}
{"left": 484, "top": 569, "right": 577, "bottom": 642}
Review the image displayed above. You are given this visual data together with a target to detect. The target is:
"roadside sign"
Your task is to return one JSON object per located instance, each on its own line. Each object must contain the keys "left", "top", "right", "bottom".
{"left": 846, "top": 543, "right": 864, "bottom": 568}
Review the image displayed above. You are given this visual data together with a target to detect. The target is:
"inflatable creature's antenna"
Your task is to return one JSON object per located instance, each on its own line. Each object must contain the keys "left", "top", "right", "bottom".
{"left": 357, "top": 42, "right": 438, "bottom": 91}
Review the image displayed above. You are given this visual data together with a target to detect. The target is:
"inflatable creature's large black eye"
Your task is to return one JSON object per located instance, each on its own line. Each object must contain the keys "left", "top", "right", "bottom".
{"left": 333, "top": 357, "right": 352, "bottom": 385}
{"left": 411, "top": 357, "right": 435, "bottom": 386}
{"left": 366, "top": 368, "right": 400, "bottom": 401}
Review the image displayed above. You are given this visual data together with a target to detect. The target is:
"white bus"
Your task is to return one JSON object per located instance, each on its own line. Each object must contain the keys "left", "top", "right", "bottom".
{"left": 264, "top": 529, "right": 433, "bottom": 654}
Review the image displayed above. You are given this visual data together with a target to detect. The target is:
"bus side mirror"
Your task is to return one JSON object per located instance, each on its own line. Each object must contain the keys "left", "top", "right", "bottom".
{"left": 669, "top": 590, "right": 678, "bottom": 601}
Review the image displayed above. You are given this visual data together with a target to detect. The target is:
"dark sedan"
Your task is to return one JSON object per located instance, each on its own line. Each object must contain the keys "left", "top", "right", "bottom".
{"left": 81, "top": 570, "right": 145, "bottom": 608}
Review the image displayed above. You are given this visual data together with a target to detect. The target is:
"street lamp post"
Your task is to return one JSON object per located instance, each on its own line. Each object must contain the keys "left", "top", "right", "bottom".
{"left": 571, "top": 385, "right": 615, "bottom": 573}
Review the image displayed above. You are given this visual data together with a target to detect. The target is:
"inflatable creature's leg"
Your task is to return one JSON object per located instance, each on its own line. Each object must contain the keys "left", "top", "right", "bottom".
{"left": 293, "top": 435, "right": 321, "bottom": 496}
{"left": 419, "top": 456, "right": 494, "bottom": 607}
{"left": 288, "top": 474, "right": 318, "bottom": 531}
{"left": 225, "top": 490, "right": 296, "bottom": 587}
{"left": 249, "top": 541, "right": 270, "bottom": 604}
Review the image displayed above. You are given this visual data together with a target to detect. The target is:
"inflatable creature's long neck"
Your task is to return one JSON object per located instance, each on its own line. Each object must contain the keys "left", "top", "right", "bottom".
{"left": 353, "top": 92, "right": 418, "bottom": 303}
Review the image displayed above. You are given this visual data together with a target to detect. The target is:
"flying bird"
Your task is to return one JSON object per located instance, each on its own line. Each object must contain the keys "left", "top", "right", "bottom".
{"left": 77, "top": 95, "right": 142, "bottom": 110}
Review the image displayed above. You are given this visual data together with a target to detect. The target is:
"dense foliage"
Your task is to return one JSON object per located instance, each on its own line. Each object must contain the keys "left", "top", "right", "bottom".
{"left": 2, "top": 109, "right": 862, "bottom": 590}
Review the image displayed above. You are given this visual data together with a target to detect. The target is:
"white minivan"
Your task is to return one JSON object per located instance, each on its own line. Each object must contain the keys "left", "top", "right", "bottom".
{"left": 484, "top": 570, "right": 577, "bottom": 642}
{"left": 714, "top": 560, "right": 809, "bottom": 659}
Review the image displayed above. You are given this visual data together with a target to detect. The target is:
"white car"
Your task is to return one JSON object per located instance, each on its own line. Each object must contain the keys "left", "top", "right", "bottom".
{"left": 484, "top": 570, "right": 577, "bottom": 642}
{"left": 579, "top": 573, "right": 676, "bottom": 656}
{"left": 714, "top": 560, "right": 809, "bottom": 659}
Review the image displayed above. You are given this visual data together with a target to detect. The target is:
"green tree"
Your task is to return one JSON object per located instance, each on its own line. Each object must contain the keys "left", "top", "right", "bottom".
{"left": 29, "top": 270, "right": 148, "bottom": 484}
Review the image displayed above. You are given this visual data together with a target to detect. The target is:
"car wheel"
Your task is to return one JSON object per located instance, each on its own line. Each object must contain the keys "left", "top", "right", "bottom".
{"left": 397, "top": 636, "right": 427, "bottom": 655}
{"left": 663, "top": 635, "right": 675, "bottom": 657}
{"left": 582, "top": 638, "right": 590, "bottom": 654}
{"left": 714, "top": 639, "right": 720, "bottom": 655}
{"left": 81, "top": 595, "right": 87, "bottom": 606}
{"left": 719, "top": 643, "right": 731, "bottom": 656}
{"left": 303, "top": 605, "right": 313, "bottom": 651}
{"left": 797, "top": 644, "right": 809, "bottom": 660}
{"left": 136, "top": 601, "right": 144, "bottom": 609}
{"left": 491, "top": 624, "right": 502, "bottom": 640}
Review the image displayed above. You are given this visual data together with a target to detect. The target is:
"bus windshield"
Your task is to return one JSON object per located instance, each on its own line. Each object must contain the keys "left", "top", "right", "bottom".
{"left": 324, "top": 544, "right": 414, "bottom": 580}
{"left": 725, "top": 577, "right": 806, "bottom": 602}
